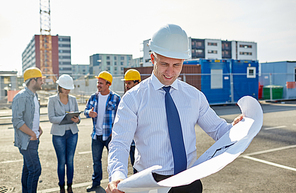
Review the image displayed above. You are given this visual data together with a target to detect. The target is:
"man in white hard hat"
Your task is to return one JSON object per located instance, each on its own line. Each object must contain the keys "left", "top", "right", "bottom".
{"left": 12, "top": 67, "right": 44, "bottom": 193}
{"left": 84, "top": 71, "right": 121, "bottom": 192}
{"left": 106, "top": 24, "right": 243, "bottom": 193}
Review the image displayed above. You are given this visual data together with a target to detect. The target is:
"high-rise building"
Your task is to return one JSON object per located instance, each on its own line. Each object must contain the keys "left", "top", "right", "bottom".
{"left": 22, "top": 34, "right": 72, "bottom": 79}
{"left": 89, "top": 53, "right": 133, "bottom": 76}
{"left": 142, "top": 38, "right": 257, "bottom": 66}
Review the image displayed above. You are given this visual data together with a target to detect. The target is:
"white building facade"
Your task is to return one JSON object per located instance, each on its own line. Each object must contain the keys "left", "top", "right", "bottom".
{"left": 142, "top": 38, "right": 257, "bottom": 66}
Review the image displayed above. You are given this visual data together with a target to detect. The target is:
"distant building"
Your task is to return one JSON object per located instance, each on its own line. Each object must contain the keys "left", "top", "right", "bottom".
{"left": 142, "top": 38, "right": 257, "bottom": 66}
{"left": 71, "top": 64, "right": 89, "bottom": 80}
{"left": 22, "top": 35, "right": 72, "bottom": 78}
{"left": 0, "top": 71, "right": 18, "bottom": 102}
{"left": 89, "top": 54, "right": 133, "bottom": 76}
{"left": 132, "top": 57, "right": 143, "bottom": 67}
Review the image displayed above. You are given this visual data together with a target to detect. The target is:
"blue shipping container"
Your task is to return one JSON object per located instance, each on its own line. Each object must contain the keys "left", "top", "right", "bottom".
{"left": 198, "top": 59, "right": 259, "bottom": 104}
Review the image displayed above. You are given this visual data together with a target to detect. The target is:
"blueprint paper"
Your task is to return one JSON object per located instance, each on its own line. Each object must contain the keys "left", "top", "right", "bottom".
{"left": 117, "top": 96, "right": 263, "bottom": 193}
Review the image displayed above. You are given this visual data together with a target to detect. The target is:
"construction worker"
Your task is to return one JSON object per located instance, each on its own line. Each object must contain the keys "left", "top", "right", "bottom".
{"left": 47, "top": 74, "right": 80, "bottom": 193}
{"left": 12, "top": 67, "right": 44, "bottom": 193}
{"left": 106, "top": 24, "right": 243, "bottom": 193}
{"left": 84, "top": 71, "right": 121, "bottom": 192}
{"left": 122, "top": 69, "right": 141, "bottom": 174}
{"left": 123, "top": 69, "right": 141, "bottom": 91}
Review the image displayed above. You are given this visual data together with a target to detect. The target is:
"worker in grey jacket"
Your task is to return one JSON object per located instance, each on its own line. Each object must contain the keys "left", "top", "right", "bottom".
{"left": 47, "top": 74, "right": 80, "bottom": 193}
{"left": 12, "top": 67, "right": 44, "bottom": 193}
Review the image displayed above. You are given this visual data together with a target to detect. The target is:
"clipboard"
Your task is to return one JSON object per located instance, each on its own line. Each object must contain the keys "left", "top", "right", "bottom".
{"left": 59, "top": 111, "right": 83, "bottom": 125}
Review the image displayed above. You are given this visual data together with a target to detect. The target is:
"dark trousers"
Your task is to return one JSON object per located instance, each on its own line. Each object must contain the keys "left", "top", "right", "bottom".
{"left": 152, "top": 173, "right": 203, "bottom": 193}
{"left": 19, "top": 140, "right": 42, "bottom": 193}
{"left": 129, "top": 141, "right": 137, "bottom": 174}
{"left": 91, "top": 135, "right": 111, "bottom": 187}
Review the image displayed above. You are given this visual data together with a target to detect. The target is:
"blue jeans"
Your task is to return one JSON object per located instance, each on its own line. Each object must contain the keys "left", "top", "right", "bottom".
{"left": 129, "top": 140, "right": 137, "bottom": 174}
{"left": 52, "top": 130, "right": 78, "bottom": 186}
{"left": 19, "top": 139, "right": 42, "bottom": 193}
{"left": 91, "top": 135, "right": 111, "bottom": 187}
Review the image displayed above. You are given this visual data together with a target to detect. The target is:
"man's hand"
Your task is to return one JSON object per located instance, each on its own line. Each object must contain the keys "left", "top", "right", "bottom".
{"left": 38, "top": 126, "right": 43, "bottom": 138}
{"left": 89, "top": 107, "right": 98, "bottom": 118}
{"left": 30, "top": 133, "right": 37, "bottom": 140}
{"left": 232, "top": 114, "right": 243, "bottom": 126}
{"left": 105, "top": 179, "right": 124, "bottom": 193}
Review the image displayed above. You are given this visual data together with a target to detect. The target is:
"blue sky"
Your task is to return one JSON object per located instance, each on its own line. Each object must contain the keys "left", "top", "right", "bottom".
{"left": 0, "top": 0, "right": 295, "bottom": 74}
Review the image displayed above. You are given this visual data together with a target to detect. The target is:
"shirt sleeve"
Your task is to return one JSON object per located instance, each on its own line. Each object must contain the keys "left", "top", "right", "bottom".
{"left": 12, "top": 96, "right": 26, "bottom": 129}
{"left": 108, "top": 93, "right": 137, "bottom": 182}
{"left": 84, "top": 95, "right": 93, "bottom": 118}
{"left": 197, "top": 92, "right": 232, "bottom": 141}
{"left": 47, "top": 97, "right": 65, "bottom": 124}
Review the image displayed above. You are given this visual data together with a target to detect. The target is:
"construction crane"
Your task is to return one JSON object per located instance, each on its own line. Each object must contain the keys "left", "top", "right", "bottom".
{"left": 39, "top": 0, "right": 56, "bottom": 87}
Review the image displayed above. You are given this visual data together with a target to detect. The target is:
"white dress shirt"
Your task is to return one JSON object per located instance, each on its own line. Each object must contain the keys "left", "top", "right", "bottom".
{"left": 108, "top": 73, "right": 232, "bottom": 182}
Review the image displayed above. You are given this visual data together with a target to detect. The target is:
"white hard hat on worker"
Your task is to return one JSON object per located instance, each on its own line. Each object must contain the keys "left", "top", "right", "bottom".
{"left": 56, "top": 74, "right": 74, "bottom": 90}
{"left": 149, "top": 24, "right": 190, "bottom": 86}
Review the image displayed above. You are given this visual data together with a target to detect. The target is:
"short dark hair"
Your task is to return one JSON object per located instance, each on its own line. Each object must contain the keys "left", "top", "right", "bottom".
{"left": 25, "top": 78, "right": 38, "bottom": 87}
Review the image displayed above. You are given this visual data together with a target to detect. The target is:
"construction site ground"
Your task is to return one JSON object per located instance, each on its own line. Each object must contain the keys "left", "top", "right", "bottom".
{"left": 0, "top": 101, "right": 295, "bottom": 193}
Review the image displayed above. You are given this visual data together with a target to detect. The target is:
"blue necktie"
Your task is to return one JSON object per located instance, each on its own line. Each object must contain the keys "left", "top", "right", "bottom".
{"left": 163, "top": 86, "right": 187, "bottom": 175}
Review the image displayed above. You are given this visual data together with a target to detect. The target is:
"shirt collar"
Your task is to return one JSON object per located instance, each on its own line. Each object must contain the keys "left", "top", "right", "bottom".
{"left": 151, "top": 73, "right": 179, "bottom": 91}
{"left": 25, "top": 87, "right": 35, "bottom": 97}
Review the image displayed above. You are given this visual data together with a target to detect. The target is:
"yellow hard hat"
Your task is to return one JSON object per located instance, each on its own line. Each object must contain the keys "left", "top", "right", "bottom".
{"left": 23, "top": 67, "right": 42, "bottom": 82}
{"left": 95, "top": 71, "right": 113, "bottom": 85}
{"left": 122, "top": 69, "right": 141, "bottom": 82}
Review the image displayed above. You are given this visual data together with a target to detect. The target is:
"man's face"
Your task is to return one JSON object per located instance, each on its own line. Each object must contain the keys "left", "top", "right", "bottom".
{"left": 97, "top": 78, "right": 109, "bottom": 94}
{"left": 32, "top": 77, "right": 43, "bottom": 90}
{"left": 125, "top": 81, "right": 138, "bottom": 91}
{"left": 151, "top": 53, "right": 183, "bottom": 86}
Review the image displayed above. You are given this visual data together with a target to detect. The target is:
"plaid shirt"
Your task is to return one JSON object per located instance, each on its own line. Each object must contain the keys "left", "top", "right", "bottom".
{"left": 84, "top": 90, "right": 121, "bottom": 141}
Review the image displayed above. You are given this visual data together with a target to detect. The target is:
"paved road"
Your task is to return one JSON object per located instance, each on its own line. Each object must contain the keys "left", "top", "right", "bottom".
{"left": 0, "top": 101, "right": 295, "bottom": 192}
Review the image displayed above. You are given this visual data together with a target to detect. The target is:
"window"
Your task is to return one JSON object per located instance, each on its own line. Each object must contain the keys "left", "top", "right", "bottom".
{"left": 107, "top": 61, "right": 110, "bottom": 65}
{"left": 120, "top": 62, "right": 124, "bottom": 65}
{"left": 239, "top": 52, "right": 252, "bottom": 55}
{"left": 114, "top": 67, "right": 117, "bottom": 71}
{"left": 59, "top": 37, "right": 70, "bottom": 41}
{"left": 59, "top": 50, "right": 71, "bottom": 53}
{"left": 208, "top": 42, "right": 217, "bottom": 46}
{"left": 114, "top": 56, "right": 117, "bottom": 60}
{"left": 247, "top": 67, "right": 256, "bottom": 78}
{"left": 208, "top": 50, "right": 218, "bottom": 54}
{"left": 239, "top": 44, "right": 252, "bottom": 48}
{"left": 120, "top": 56, "right": 124, "bottom": 60}
{"left": 59, "top": 44, "right": 71, "bottom": 47}
{"left": 107, "top": 56, "right": 110, "bottom": 60}
{"left": 114, "top": 62, "right": 117, "bottom": 65}
{"left": 211, "top": 69, "right": 223, "bottom": 89}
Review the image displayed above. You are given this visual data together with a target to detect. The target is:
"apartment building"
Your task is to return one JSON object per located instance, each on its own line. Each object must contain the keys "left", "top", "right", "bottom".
{"left": 143, "top": 38, "right": 257, "bottom": 66}
{"left": 22, "top": 34, "right": 72, "bottom": 79}
{"left": 89, "top": 53, "right": 133, "bottom": 76}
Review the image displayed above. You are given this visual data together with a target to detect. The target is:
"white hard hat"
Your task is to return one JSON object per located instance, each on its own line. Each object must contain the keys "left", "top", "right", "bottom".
{"left": 148, "top": 24, "right": 190, "bottom": 59}
{"left": 56, "top": 74, "right": 74, "bottom": 90}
